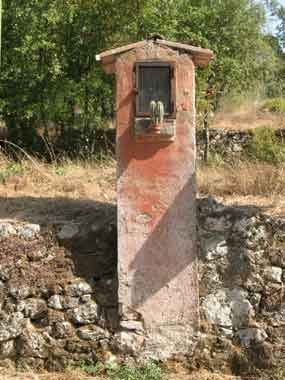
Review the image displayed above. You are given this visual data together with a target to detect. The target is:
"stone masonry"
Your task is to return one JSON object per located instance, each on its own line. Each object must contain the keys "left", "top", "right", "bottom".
{"left": 0, "top": 198, "right": 283, "bottom": 376}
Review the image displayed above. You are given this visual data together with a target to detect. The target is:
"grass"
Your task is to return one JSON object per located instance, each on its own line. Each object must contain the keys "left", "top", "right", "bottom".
{"left": 69, "top": 360, "right": 164, "bottom": 380}
{"left": 247, "top": 126, "right": 285, "bottom": 163}
{"left": 0, "top": 150, "right": 284, "bottom": 221}
{"left": 198, "top": 161, "right": 285, "bottom": 197}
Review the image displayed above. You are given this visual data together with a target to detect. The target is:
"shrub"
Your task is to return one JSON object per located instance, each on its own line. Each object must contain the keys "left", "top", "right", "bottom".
{"left": 247, "top": 126, "right": 285, "bottom": 163}
{"left": 260, "top": 97, "right": 285, "bottom": 113}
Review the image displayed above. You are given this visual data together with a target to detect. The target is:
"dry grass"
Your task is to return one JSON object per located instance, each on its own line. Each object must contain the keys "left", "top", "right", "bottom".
{"left": 198, "top": 162, "right": 285, "bottom": 197}
{"left": 0, "top": 153, "right": 116, "bottom": 224}
{"left": 0, "top": 151, "right": 284, "bottom": 226}
{"left": 198, "top": 161, "right": 285, "bottom": 216}
{"left": 212, "top": 109, "right": 285, "bottom": 130}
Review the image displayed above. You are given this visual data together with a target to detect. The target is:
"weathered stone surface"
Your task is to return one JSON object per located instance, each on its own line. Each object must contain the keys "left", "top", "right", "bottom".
{"left": 202, "top": 288, "right": 254, "bottom": 333}
{"left": 18, "top": 329, "right": 48, "bottom": 358}
{"left": 0, "top": 223, "right": 16, "bottom": 237}
{"left": 196, "top": 128, "right": 285, "bottom": 161}
{"left": 77, "top": 326, "right": 109, "bottom": 341}
{"left": 0, "top": 197, "right": 283, "bottom": 373}
{"left": 62, "top": 296, "right": 79, "bottom": 310}
{"left": 9, "top": 285, "right": 32, "bottom": 300}
{"left": 52, "top": 321, "right": 73, "bottom": 339}
{"left": 120, "top": 321, "right": 144, "bottom": 332}
{"left": 48, "top": 295, "right": 63, "bottom": 310}
{"left": 23, "top": 299, "right": 47, "bottom": 320}
{"left": 0, "top": 312, "right": 25, "bottom": 342}
{"left": 0, "top": 340, "right": 15, "bottom": 359}
{"left": 0, "top": 264, "right": 11, "bottom": 281}
{"left": 264, "top": 266, "right": 283, "bottom": 283}
{"left": 114, "top": 331, "right": 145, "bottom": 355}
{"left": 202, "top": 235, "right": 228, "bottom": 261}
{"left": 65, "top": 281, "right": 92, "bottom": 297}
{"left": 117, "top": 42, "right": 199, "bottom": 359}
{"left": 57, "top": 224, "right": 79, "bottom": 240}
{"left": 237, "top": 328, "right": 268, "bottom": 348}
{"left": 68, "top": 303, "right": 99, "bottom": 325}
{"left": 17, "top": 224, "right": 40, "bottom": 240}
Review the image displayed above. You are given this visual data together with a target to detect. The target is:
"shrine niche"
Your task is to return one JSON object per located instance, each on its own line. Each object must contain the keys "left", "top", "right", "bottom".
{"left": 97, "top": 35, "right": 213, "bottom": 358}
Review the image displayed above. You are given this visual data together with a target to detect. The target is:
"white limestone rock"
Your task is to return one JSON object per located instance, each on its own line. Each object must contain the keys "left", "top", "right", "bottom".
{"left": 0, "top": 223, "right": 16, "bottom": 237}
{"left": 48, "top": 295, "right": 63, "bottom": 310}
{"left": 264, "top": 266, "right": 282, "bottom": 283}
{"left": 237, "top": 328, "right": 268, "bottom": 348}
{"left": 114, "top": 331, "right": 144, "bottom": 355}
{"left": 68, "top": 302, "right": 99, "bottom": 325}
{"left": 23, "top": 299, "right": 47, "bottom": 320}
{"left": 65, "top": 281, "right": 92, "bottom": 297}
{"left": 203, "top": 235, "right": 228, "bottom": 261}
{"left": 17, "top": 224, "right": 40, "bottom": 240}
{"left": 202, "top": 288, "right": 254, "bottom": 334}
{"left": 0, "top": 340, "right": 15, "bottom": 358}
{"left": 77, "top": 326, "right": 109, "bottom": 341}
{"left": 0, "top": 312, "right": 25, "bottom": 342}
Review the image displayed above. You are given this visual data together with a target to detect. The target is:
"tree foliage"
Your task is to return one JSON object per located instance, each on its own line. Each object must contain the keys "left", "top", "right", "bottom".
{"left": 0, "top": 0, "right": 283, "bottom": 157}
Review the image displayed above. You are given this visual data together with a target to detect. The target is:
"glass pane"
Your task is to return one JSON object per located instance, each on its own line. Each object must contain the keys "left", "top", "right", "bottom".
{"left": 138, "top": 66, "right": 171, "bottom": 114}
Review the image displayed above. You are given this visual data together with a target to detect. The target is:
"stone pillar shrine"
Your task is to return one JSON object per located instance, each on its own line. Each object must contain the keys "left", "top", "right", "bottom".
{"left": 97, "top": 36, "right": 213, "bottom": 358}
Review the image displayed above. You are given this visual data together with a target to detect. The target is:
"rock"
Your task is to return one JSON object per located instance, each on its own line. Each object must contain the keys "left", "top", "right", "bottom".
{"left": 204, "top": 217, "right": 231, "bottom": 232}
{"left": 0, "top": 340, "right": 15, "bottom": 359}
{"left": 0, "top": 265, "right": 11, "bottom": 281}
{"left": 52, "top": 321, "right": 73, "bottom": 339}
{"left": 0, "top": 312, "right": 25, "bottom": 342}
{"left": 231, "top": 289, "right": 254, "bottom": 328}
{"left": 48, "top": 309, "right": 65, "bottom": 324}
{"left": 202, "top": 288, "right": 254, "bottom": 332}
{"left": 17, "top": 224, "right": 40, "bottom": 240}
{"left": 120, "top": 321, "right": 144, "bottom": 332}
{"left": 264, "top": 266, "right": 282, "bottom": 283}
{"left": 250, "top": 342, "right": 274, "bottom": 369}
{"left": 0, "top": 223, "right": 16, "bottom": 237}
{"left": 68, "top": 302, "right": 99, "bottom": 325}
{"left": 261, "top": 283, "right": 283, "bottom": 311}
{"left": 202, "top": 290, "right": 232, "bottom": 329}
{"left": 18, "top": 328, "right": 48, "bottom": 358}
{"left": 9, "top": 285, "right": 32, "bottom": 300}
{"left": 81, "top": 295, "right": 92, "bottom": 303}
{"left": 237, "top": 328, "right": 268, "bottom": 348}
{"left": 77, "top": 326, "right": 109, "bottom": 341}
{"left": 57, "top": 225, "right": 79, "bottom": 240}
{"left": 202, "top": 235, "right": 228, "bottom": 261}
{"left": 244, "top": 273, "right": 264, "bottom": 292}
{"left": 62, "top": 296, "right": 79, "bottom": 310}
{"left": 23, "top": 299, "right": 47, "bottom": 320}
{"left": 268, "top": 306, "right": 285, "bottom": 327}
{"left": 48, "top": 295, "right": 63, "bottom": 310}
{"left": 114, "top": 331, "right": 144, "bottom": 355}
{"left": 65, "top": 281, "right": 92, "bottom": 297}
{"left": 0, "top": 281, "right": 5, "bottom": 310}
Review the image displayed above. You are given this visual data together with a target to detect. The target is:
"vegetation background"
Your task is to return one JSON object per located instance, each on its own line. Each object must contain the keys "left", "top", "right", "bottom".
{"left": 0, "top": 0, "right": 284, "bottom": 159}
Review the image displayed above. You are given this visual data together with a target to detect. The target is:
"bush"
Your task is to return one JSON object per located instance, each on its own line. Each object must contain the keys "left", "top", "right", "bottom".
{"left": 247, "top": 126, "right": 285, "bottom": 163}
{"left": 260, "top": 97, "right": 285, "bottom": 114}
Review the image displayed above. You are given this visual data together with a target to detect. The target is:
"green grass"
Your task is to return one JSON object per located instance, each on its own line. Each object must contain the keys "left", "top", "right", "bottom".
{"left": 69, "top": 360, "right": 164, "bottom": 380}
{"left": 247, "top": 125, "right": 285, "bottom": 163}
{"left": 260, "top": 97, "right": 285, "bottom": 114}
{"left": 0, "top": 162, "right": 24, "bottom": 183}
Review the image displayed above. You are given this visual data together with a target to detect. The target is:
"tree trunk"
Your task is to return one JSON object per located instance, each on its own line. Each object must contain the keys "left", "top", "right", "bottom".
{"left": 203, "top": 109, "right": 209, "bottom": 163}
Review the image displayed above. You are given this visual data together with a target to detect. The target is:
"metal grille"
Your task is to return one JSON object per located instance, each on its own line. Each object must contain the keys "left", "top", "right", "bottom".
{"left": 137, "top": 64, "right": 171, "bottom": 114}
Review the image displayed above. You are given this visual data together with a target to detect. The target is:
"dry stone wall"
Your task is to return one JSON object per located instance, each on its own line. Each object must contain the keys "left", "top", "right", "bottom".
{"left": 0, "top": 199, "right": 284, "bottom": 376}
{"left": 196, "top": 128, "right": 285, "bottom": 160}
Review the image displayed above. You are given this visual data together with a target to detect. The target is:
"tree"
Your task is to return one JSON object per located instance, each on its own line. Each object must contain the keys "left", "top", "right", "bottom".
{"left": 0, "top": 0, "right": 280, "bottom": 158}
